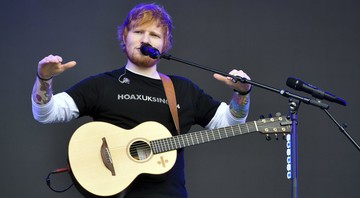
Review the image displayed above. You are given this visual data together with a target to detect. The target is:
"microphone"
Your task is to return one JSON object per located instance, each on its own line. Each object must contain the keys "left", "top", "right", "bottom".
{"left": 140, "top": 43, "right": 161, "bottom": 59}
{"left": 286, "top": 77, "right": 346, "bottom": 106}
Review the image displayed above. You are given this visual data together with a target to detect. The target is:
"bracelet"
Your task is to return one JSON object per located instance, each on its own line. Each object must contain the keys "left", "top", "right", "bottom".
{"left": 37, "top": 72, "right": 53, "bottom": 81}
{"left": 233, "top": 85, "right": 252, "bottom": 95}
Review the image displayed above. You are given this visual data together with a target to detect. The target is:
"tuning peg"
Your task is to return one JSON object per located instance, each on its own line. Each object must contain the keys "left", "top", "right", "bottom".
{"left": 275, "top": 133, "right": 279, "bottom": 140}
{"left": 275, "top": 112, "right": 282, "bottom": 117}
{"left": 266, "top": 134, "right": 271, "bottom": 141}
{"left": 268, "top": 113, "right": 273, "bottom": 118}
{"left": 259, "top": 114, "right": 265, "bottom": 119}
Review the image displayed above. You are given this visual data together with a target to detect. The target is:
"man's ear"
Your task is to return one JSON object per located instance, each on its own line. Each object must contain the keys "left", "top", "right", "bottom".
{"left": 123, "top": 35, "right": 126, "bottom": 45}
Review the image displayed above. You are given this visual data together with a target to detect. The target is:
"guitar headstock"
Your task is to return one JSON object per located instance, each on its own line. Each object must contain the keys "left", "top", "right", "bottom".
{"left": 256, "top": 114, "right": 292, "bottom": 140}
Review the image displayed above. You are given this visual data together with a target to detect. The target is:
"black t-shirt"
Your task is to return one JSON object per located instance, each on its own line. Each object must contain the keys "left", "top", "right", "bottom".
{"left": 66, "top": 67, "right": 221, "bottom": 198}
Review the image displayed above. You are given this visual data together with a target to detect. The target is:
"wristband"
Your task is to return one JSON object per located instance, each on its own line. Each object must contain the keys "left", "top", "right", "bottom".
{"left": 37, "top": 72, "right": 53, "bottom": 81}
{"left": 233, "top": 85, "right": 252, "bottom": 95}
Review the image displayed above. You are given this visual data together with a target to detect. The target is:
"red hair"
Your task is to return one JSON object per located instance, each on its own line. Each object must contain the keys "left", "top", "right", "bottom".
{"left": 118, "top": 3, "right": 173, "bottom": 53}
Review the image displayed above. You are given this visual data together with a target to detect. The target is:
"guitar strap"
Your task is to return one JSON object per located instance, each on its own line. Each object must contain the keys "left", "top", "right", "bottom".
{"left": 159, "top": 73, "right": 180, "bottom": 135}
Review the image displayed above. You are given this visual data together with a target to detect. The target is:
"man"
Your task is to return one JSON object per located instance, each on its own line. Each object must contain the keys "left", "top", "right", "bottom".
{"left": 32, "top": 3, "right": 251, "bottom": 198}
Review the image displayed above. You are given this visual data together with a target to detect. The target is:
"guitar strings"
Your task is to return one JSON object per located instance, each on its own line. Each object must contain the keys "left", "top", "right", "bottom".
{"left": 113, "top": 121, "right": 290, "bottom": 153}
{"left": 110, "top": 122, "right": 260, "bottom": 154}
{"left": 102, "top": 121, "right": 288, "bottom": 161}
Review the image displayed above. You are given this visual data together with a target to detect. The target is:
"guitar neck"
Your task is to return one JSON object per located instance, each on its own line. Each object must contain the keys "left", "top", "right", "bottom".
{"left": 150, "top": 121, "right": 258, "bottom": 154}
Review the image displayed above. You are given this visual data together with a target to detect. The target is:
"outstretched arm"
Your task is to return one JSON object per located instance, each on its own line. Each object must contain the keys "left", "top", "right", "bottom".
{"left": 32, "top": 55, "right": 79, "bottom": 124}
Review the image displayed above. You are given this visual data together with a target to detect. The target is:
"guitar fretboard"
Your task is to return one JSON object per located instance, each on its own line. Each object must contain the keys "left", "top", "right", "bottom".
{"left": 150, "top": 121, "right": 258, "bottom": 154}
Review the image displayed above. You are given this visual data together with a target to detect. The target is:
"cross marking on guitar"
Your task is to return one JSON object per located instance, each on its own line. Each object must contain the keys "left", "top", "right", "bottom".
{"left": 157, "top": 156, "right": 169, "bottom": 167}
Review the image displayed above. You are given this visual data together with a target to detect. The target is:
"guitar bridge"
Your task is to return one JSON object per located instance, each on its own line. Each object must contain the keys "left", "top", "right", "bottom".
{"left": 101, "top": 137, "right": 116, "bottom": 176}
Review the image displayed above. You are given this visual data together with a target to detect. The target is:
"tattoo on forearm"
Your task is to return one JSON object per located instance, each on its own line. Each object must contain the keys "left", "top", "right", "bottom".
{"left": 229, "top": 94, "right": 250, "bottom": 118}
{"left": 33, "top": 80, "right": 52, "bottom": 104}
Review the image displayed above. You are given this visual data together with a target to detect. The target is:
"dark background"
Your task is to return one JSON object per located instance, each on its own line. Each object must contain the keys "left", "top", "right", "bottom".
{"left": 1, "top": 0, "right": 359, "bottom": 197}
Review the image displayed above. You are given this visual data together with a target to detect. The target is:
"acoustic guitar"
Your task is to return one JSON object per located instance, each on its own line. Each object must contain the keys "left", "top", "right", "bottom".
{"left": 68, "top": 115, "right": 292, "bottom": 196}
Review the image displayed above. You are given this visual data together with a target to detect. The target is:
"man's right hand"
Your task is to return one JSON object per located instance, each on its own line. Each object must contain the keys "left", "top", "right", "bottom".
{"left": 37, "top": 55, "right": 77, "bottom": 79}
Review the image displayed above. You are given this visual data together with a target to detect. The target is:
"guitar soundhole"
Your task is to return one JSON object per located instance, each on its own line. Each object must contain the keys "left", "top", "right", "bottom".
{"left": 129, "top": 140, "right": 151, "bottom": 162}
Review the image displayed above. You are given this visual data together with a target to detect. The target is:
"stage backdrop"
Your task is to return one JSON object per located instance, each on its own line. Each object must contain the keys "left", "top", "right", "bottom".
{"left": 0, "top": 0, "right": 359, "bottom": 197}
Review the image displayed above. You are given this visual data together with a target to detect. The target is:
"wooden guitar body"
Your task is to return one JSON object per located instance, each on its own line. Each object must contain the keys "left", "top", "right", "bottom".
{"left": 68, "top": 121, "right": 177, "bottom": 196}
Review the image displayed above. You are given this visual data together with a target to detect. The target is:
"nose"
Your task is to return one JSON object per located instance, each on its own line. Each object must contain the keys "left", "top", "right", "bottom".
{"left": 140, "top": 33, "right": 151, "bottom": 44}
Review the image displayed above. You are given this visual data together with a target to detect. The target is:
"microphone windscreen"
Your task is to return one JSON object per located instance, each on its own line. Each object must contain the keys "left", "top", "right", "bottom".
{"left": 140, "top": 43, "right": 160, "bottom": 59}
{"left": 140, "top": 43, "right": 151, "bottom": 56}
{"left": 286, "top": 77, "right": 301, "bottom": 90}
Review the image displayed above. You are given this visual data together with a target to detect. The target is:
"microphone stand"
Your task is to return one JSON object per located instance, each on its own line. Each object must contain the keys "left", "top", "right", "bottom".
{"left": 160, "top": 53, "right": 329, "bottom": 109}
{"left": 159, "top": 53, "right": 332, "bottom": 198}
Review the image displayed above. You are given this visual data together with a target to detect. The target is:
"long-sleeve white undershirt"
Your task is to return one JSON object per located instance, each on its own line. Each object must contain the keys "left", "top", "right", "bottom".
{"left": 32, "top": 92, "right": 247, "bottom": 129}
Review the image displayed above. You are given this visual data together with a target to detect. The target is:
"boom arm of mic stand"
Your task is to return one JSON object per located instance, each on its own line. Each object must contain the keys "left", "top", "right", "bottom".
{"left": 160, "top": 53, "right": 329, "bottom": 110}
{"left": 161, "top": 53, "right": 232, "bottom": 78}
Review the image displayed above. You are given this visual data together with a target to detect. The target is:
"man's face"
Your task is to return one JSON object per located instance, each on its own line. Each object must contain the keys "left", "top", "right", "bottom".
{"left": 124, "top": 22, "right": 165, "bottom": 67}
